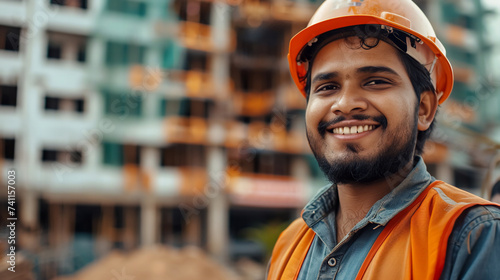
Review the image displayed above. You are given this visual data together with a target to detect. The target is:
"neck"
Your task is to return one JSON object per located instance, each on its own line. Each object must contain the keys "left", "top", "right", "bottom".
{"left": 335, "top": 160, "right": 414, "bottom": 241}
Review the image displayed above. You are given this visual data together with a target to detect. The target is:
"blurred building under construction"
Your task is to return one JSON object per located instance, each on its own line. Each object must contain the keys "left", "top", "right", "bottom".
{"left": 0, "top": 0, "right": 499, "bottom": 278}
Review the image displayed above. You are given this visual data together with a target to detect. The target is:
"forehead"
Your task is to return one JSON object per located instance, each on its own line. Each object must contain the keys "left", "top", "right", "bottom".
{"left": 310, "top": 37, "right": 406, "bottom": 76}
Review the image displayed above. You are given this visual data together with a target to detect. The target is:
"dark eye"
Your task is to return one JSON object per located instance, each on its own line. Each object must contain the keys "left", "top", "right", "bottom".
{"left": 365, "top": 79, "right": 391, "bottom": 87}
{"left": 316, "top": 84, "right": 339, "bottom": 92}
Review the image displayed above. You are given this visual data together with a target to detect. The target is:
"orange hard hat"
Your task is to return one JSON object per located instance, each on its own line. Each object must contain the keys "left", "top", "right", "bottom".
{"left": 288, "top": 0, "right": 453, "bottom": 104}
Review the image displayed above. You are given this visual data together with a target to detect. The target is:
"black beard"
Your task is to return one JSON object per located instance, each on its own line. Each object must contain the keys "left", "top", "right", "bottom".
{"left": 308, "top": 115, "right": 418, "bottom": 185}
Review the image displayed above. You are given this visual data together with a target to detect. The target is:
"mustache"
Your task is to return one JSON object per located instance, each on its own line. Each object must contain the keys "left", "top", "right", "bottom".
{"left": 318, "top": 114, "right": 388, "bottom": 137}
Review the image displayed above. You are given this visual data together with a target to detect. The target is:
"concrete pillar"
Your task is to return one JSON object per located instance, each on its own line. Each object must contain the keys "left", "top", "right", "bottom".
{"left": 206, "top": 147, "right": 229, "bottom": 261}
{"left": 141, "top": 146, "right": 158, "bottom": 191}
{"left": 206, "top": 1, "right": 231, "bottom": 255}
{"left": 20, "top": 190, "right": 38, "bottom": 231}
{"left": 140, "top": 197, "right": 157, "bottom": 246}
{"left": 210, "top": 1, "right": 230, "bottom": 100}
{"left": 19, "top": 190, "right": 39, "bottom": 250}
{"left": 89, "top": 0, "right": 104, "bottom": 15}
{"left": 19, "top": 0, "right": 49, "bottom": 191}
{"left": 207, "top": 191, "right": 229, "bottom": 261}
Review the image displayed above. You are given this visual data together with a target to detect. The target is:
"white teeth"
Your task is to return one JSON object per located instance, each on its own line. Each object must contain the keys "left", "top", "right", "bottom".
{"left": 332, "top": 125, "right": 376, "bottom": 135}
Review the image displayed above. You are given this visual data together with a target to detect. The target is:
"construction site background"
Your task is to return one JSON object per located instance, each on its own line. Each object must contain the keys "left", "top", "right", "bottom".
{"left": 0, "top": 0, "right": 500, "bottom": 279}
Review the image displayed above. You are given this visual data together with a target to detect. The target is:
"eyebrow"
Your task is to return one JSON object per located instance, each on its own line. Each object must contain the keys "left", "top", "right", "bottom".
{"left": 356, "top": 66, "right": 399, "bottom": 76}
{"left": 311, "top": 72, "right": 339, "bottom": 85}
{"left": 311, "top": 66, "right": 400, "bottom": 85}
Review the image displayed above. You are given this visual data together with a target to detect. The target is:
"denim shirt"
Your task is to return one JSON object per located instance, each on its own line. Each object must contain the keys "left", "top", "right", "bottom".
{"left": 297, "top": 157, "right": 500, "bottom": 280}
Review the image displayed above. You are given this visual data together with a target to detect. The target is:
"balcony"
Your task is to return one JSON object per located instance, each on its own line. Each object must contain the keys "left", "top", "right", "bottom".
{"left": 178, "top": 21, "right": 212, "bottom": 51}
{"left": 134, "top": 68, "right": 229, "bottom": 99}
{"left": 42, "top": 62, "right": 89, "bottom": 94}
{"left": 129, "top": 65, "right": 163, "bottom": 92}
{"left": 422, "top": 141, "right": 449, "bottom": 164}
{"left": 232, "top": 90, "right": 276, "bottom": 116}
{"left": 33, "top": 164, "right": 180, "bottom": 200}
{"left": 270, "top": 0, "right": 317, "bottom": 22}
{"left": 163, "top": 116, "right": 208, "bottom": 145}
{"left": 172, "top": 70, "right": 218, "bottom": 98}
{"left": 224, "top": 120, "right": 309, "bottom": 154}
{"left": 224, "top": 121, "right": 246, "bottom": 148}
{"left": 443, "top": 24, "right": 479, "bottom": 51}
{"left": 178, "top": 167, "right": 208, "bottom": 196}
{"left": 47, "top": 1, "right": 96, "bottom": 35}
{"left": 236, "top": 0, "right": 317, "bottom": 24}
{"left": 237, "top": 0, "right": 272, "bottom": 25}
{"left": 177, "top": 21, "right": 235, "bottom": 52}
{"left": 0, "top": 1, "right": 26, "bottom": 25}
{"left": 284, "top": 85, "right": 306, "bottom": 111}
{"left": 123, "top": 165, "right": 208, "bottom": 197}
{"left": 227, "top": 173, "right": 306, "bottom": 208}
{"left": 123, "top": 164, "right": 152, "bottom": 192}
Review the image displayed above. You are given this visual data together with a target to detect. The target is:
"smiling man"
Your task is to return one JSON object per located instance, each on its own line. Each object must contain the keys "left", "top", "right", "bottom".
{"left": 267, "top": 0, "right": 500, "bottom": 279}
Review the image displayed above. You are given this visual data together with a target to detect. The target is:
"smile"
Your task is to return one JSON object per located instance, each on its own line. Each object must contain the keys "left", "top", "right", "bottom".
{"left": 331, "top": 125, "right": 377, "bottom": 135}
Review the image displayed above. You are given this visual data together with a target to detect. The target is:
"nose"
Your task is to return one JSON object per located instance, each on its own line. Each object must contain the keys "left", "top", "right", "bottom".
{"left": 330, "top": 83, "right": 368, "bottom": 115}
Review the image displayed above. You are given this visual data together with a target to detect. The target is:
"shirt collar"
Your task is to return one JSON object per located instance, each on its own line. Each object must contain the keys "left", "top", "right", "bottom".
{"left": 302, "top": 156, "right": 434, "bottom": 229}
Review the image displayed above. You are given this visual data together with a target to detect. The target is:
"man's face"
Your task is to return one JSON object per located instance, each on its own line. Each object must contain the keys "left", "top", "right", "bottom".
{"left": 305, "top": 37, "right": 419, "bottom": 184}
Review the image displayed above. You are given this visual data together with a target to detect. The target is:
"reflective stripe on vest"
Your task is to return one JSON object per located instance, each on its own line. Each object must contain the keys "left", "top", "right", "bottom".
{"left": 267, "top": 181, "right": 498, "bottom": 280}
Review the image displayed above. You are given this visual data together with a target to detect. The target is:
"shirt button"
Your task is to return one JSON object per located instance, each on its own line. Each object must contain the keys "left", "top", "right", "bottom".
{"left": 328, "top": 257, "right": 337, "bottom": 267}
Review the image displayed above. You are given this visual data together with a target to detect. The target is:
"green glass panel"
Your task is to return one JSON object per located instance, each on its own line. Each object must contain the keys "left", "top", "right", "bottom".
{"left": 159, "top": 98, "right": 167, "bottom": 117}
{"left": 105, "top": 41, "right": 146, "bottom": 66}
{"left": 102, "top": 142, "right": 123, "bottom": 166}
{"left": 103, "top": 90, "right": 143, "bottom": 117}
{"left": 106, "top": 0, "right": 147, "bottom": 17}
{"left": 179, "top": 98, "right": 190, "bottom": 117}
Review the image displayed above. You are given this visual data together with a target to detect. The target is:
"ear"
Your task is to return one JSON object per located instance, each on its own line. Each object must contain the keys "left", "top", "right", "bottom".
{"left": 417, "top": 90, "right": 438, "bottom": 131}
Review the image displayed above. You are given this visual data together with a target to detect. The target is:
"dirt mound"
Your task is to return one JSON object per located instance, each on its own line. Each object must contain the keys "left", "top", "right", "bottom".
{"left": 54, "top": 246, "right": 242, "bottom": 280}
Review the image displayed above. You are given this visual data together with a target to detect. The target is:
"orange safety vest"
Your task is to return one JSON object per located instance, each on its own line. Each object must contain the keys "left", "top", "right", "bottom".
{"left": 267, "top": 181, "right": 498, "bottom": 280}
